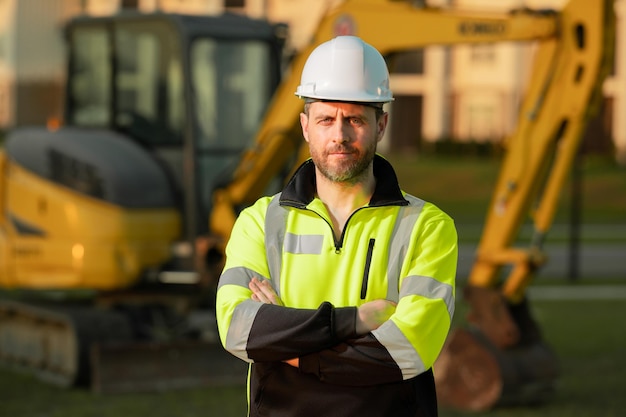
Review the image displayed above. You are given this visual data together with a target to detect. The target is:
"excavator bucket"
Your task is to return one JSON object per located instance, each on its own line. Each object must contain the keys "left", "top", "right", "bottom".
{"left": 435, "top": 327, "right": 559, "bottom": 411}
{"left": 434, "top": 288, "right": 559, "bottom": 411}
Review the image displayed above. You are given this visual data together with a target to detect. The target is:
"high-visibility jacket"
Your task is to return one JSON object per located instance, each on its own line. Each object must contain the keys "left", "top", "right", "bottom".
{"left": 216, "top": 155, "right": 457, "bottom": 417}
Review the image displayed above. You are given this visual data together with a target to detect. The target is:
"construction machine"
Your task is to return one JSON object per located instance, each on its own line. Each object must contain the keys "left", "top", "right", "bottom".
{"left": 0, "top": 11, "right": 285, "bottom": 392}
{"left": 0, "top": 0, "right": 613, "bottom": 411}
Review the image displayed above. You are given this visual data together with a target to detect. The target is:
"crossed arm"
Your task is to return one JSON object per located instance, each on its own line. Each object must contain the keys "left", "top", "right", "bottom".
{"left": 248, "top": 277, "right": 397, "bottom": 367}
{"left": 219, "top": 201, "right": 457, "bottom": 384}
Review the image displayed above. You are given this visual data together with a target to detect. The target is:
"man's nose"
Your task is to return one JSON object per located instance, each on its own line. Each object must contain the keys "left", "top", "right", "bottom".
{"left": 332, "top": 121, "right": 351, "bottom": 143}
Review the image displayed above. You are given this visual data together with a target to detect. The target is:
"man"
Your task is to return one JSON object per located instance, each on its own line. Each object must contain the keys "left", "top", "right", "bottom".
{"left": 216, "top": 36, "right": 457, "bottom": 417}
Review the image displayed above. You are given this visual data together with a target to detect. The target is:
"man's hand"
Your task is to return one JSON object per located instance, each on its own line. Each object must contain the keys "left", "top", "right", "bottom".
{"left": 356, "top": 299, "right": 397, "bottom": 335}
{"left": 249, "top": 278, "right": 297, "bottom": 366}
{"left": 249, "top": 277, "right": 284, "bottom": 306}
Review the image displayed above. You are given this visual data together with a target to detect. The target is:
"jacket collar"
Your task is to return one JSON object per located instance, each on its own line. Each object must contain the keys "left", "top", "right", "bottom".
{"left": 279, "top": 154, "right": 409, "bottom": 208}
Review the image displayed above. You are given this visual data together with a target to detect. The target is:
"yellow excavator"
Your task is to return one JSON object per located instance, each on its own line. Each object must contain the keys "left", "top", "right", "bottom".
{"left": 0, "top": 0, "right": 613, "bottom": 411}
{"left": 0, "top": 11, "right": 286, "bottom": 392}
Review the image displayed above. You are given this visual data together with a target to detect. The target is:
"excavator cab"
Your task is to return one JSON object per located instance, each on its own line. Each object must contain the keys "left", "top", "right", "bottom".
{"left": 64, "top": 12, "right": 285, "bottom": 280}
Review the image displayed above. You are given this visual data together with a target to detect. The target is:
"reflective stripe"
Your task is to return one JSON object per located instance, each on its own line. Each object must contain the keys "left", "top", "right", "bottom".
{"left": 264, "top": 195, "right": 288, "bottom": 296}
{"left": 284, "top": 232, "right": 324, "bottom": 254}
{"left": 217, "top": 266, "right": 268, "bottom": 290}
{"left": 219, "top": 267, "right": 273, "bottom": 363}
{"left": 225, "top": 299, "right": 263, "bottom": 363}
{"left": 385, "top": 196, "right": 425, "bottom": 302}
{"left": 372, "top": 320, "right": 425, "bottom": 379}
{"left": 400, "top": 275, "right": 455, "bottom": 320}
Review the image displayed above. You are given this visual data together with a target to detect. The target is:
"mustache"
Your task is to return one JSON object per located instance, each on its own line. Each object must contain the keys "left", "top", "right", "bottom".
{"left": 327, "top": 145, "right": 357, "bottom": 153}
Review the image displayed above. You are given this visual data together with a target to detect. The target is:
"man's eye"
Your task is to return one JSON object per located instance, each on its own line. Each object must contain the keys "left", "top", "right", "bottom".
{"left": 350, "top": 118, "right": 363, "bottom": 125}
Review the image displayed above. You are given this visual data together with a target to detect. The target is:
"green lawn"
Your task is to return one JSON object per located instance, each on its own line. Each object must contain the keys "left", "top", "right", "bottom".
{"left": 385, "top": 152, "right": 626, "bottom": 225}
{"left": 1, "top": 296, "right": 624, "bottom": 417}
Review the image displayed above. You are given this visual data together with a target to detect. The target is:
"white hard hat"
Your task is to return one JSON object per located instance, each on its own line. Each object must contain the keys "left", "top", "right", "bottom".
{"left": 295, "top": 36, "right": 393, "bottom": 103}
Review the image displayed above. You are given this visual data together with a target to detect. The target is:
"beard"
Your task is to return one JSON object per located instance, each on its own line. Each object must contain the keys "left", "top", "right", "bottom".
{"left": 310, "top": 140, "right": 377, "bottom": 185}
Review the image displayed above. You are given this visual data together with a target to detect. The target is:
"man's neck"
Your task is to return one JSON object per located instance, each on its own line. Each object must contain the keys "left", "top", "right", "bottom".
{"left": 315, "top": 170, "right": 376, "bottom": 238}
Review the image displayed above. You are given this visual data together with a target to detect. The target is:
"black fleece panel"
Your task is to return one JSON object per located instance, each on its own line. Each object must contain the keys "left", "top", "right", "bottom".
{"left": 299, "top": 333, "right": 403, "bottom": 385}
{"left": 247, "top": 302, "right": 357, "bottom": 362}
{"left": 249, "top": 363, "right": 437, "bottom": 417}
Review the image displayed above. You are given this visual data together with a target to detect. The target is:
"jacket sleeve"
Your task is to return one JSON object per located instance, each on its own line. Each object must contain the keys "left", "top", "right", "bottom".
{"left": 299, "top": 206, "right": 458, "bottom": 385}
{"left": 215, "top": 197, "right": 359, "bottom": 363}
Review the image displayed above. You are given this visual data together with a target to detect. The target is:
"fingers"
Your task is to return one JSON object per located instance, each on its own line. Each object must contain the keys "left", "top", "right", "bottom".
{"left": 249, "top": 277, "right": 272, "bottom": 301}
{"left": 249, "top": 277, "right": 283, "bottom": 306}
{"left": 356, "top": 299, "right": 398, "bottom": 335}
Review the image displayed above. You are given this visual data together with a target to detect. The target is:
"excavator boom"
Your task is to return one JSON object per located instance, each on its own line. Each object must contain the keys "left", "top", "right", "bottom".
{"left": 210, "top": 0, "right": 561, "bottom": 241}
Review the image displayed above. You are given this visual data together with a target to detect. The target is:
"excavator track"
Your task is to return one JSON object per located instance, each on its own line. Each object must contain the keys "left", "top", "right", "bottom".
{"left": 0, "top": 299, "right": 133, "bottom": 386}
{"left": 0, "top": 297, "right": 249, "bottom": 393}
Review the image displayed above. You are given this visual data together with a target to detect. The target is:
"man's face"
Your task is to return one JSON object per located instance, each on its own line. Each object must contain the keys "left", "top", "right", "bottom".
{"left": 300, "top": 101, "right": 388, "bottom": 184}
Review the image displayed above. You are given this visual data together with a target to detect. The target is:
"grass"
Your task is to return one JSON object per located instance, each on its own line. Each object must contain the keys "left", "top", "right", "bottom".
{"left": 1, "top": 296, "right": 624, "bottom": 417}
{"left": 385, "top": 152, "right": 626, "bottom": 226}
{"left": 387, "top": 152, "right": 498, "bottom": 223}
{"left": 385, "top": 152, "right": 626, "bottom": 247}
{"left": 0, "top": 374, "right": 248, "bottom": 416}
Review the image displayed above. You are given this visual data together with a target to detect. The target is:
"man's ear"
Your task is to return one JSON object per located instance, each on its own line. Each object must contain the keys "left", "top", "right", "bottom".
{"left": 377, "top": 112, "right": 389, "bottom": 142}
{"left": 300, "top": 112, "right": 310, "bottom": 142}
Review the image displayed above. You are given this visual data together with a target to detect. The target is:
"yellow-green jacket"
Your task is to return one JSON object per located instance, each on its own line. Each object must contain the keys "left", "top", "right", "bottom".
{"left": 216, "top": 155, "right": 457, "bottom": 417}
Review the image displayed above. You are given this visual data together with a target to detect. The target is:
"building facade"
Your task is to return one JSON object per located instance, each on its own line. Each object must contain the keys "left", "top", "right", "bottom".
{"left": 0, "top": 0, "right": 82, "bottom": 127}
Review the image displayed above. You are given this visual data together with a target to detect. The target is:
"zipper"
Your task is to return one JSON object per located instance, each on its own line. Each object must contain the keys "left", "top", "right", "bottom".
{"left": 360, "top": 238, "right": 375, "bottom": 299}
{"left": 284, "top": 205, "right": 374, "bottom": 253}
{"left": 293, "top": 207, "right": 342, "bottom": 252}
{"left": 334, "top": 207, "right": 368, "bottom": 252}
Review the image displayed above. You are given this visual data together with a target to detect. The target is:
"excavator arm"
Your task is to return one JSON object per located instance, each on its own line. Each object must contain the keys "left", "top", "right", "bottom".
{"left": 437, "top": 2, "right": 614, "bottom": 409}
{"left": 463, "top": 0, "right": 614, "bottom": 348}
{"left": 209, "top": 0, "right": 614, "bottom": 411}
{"left": 209, "top": 0, "right": 559, "bottom": 241}
{"left": 471, "top": 0, "right": 614, "bottom": 304}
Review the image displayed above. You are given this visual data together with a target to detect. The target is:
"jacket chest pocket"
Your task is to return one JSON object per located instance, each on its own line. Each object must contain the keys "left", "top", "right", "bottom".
{"left": 360, "top": 238, "right": 376, "bottom": 300}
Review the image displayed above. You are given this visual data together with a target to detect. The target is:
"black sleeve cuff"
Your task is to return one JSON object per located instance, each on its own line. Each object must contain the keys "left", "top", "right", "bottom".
{"left": 333, "top": 306, "right": 358, "bottom": 341}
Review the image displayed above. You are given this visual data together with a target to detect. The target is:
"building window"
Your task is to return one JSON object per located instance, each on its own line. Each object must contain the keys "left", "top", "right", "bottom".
{"left": 121, "top": 0, "right": 139, "bottom": 8}
{"left": 468, "top": 105, "right": 495, "bottom": 141}
{"left": 470, "top": 44, "right": 495, "bottom": 63}
{"left": 389, "top": 49, "right": 424, "bottom": 75}
{"left": 225, "top": 0, "right": 245, "bottom": 7}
